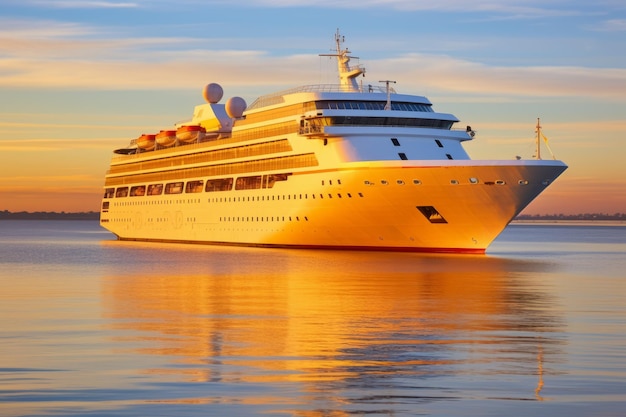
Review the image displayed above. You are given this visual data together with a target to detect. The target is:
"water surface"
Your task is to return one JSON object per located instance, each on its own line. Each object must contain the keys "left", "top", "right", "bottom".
{"left": 1, "top": 221, "right": 625, "bottom": 416}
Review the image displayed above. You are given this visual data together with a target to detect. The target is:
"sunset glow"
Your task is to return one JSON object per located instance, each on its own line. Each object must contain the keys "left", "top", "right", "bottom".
{"left": 1, "top": 1, "right": 625, "bottom": 214}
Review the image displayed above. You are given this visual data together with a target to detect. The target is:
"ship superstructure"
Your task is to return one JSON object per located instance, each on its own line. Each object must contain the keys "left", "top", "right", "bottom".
{"left": 100, "top": 31, "right": 567, "bottom": 253}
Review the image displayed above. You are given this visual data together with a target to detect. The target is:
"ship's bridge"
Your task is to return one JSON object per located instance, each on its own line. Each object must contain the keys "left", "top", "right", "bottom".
{"left": 247, "top": 83, "right": 398, "bottom": 111}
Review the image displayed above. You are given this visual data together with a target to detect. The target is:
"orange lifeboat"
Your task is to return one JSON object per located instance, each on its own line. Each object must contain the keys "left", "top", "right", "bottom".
{"left": 176, "top": 125, "right": 206, "bottom": 143}
{"left": 136, "top": 134, "right": 156, "bottom": 150}
{"left": 156, "top": 130, "right": 177, "bottom": 147}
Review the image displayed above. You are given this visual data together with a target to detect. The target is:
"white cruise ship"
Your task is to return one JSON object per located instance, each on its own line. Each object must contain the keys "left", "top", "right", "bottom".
{"left": 100, "top": 31, "right": 567, "bottom": 253}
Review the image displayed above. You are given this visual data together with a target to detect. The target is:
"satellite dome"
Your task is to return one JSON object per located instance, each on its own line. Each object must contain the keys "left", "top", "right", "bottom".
{"left": 225, "top": 96, "right": 247, "bottom": 118}
{"left": 202, "top": 83, "right": 223, "bottom": 104}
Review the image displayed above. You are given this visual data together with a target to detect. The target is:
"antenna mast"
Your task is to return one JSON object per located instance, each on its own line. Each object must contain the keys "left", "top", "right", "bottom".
{"left": 535, "top": 118, "right": 542, "bottom": 160}
{"left": 379, "top": 80, "right": 396, "bottom": 110}
{"left": 319, "top": 29, "right": 364, "bottom": 91}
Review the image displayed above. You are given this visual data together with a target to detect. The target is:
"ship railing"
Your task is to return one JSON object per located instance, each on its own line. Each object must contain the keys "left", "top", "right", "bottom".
{"left": 247, "top": 84, "right": 395, "bottom": 111}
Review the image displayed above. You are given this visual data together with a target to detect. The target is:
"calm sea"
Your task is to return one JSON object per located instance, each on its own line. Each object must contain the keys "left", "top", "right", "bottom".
{"left": 1, "top": 220, "right": 625, "bottom": 417}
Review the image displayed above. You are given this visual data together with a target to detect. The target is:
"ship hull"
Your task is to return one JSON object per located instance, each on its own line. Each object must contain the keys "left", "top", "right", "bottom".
{"left": 100, "top": 160, "right": 566, "bottom": 253}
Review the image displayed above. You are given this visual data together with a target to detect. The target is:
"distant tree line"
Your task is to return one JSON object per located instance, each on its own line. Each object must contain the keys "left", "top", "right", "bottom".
{"left": 1, "top": 210, "right": 624, "bottom": 221}
{"left": 516, "top": 213, "right": 626, "bottom": 221}
{"left": 0, "top": 210, "right": 100, "bottom": 220}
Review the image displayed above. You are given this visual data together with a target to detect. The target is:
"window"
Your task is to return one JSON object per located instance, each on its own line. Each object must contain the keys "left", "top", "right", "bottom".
{"left": 147, "top": 184, "right": 163, "bottom": 195}
{"left": 398, "top": 152, "right": 408, "bottom": 160}
{"left": 104, "top": 188, "right": 114, "bottom": 198}
{"left": 236, "top": 176, "right": 262, "bottom": 190}
{"left": 435, "top": 139, "right": 444, "bottom": 148}
{"left": 446, "top": 154, "right": 453, "bottom": 160}
{"left": 417, "top": 206, "right": 447, "bottom": 224}
{"left": 165, "top": 182, "right": 184, "bottom": 194}
{"left": 115, "top": 187, "right": 128, "bottom": 198}
{"left": 391, "top": 138, "right": 401, "bottom": 146}
{"left": 130, "top": 185, "right": 146, "bottom": 196}
{"left": 186, "top": 180, "right": 204, "bottom": 193}
{"left": 263, "top": 173, "right": 291, "bottom": 189}
{"left": 206, "top": 178, "right": 233, "bottom": 192}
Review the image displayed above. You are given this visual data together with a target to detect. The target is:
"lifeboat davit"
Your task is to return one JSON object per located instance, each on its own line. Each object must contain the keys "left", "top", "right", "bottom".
{"left": 156, "top": 130, "right": 177, "bottom": 147}
{"left": 136, "top": 134, "right": 156, "bottom": 150}
{"left": 176, "top": 125, "right": 206, "bottom": 143}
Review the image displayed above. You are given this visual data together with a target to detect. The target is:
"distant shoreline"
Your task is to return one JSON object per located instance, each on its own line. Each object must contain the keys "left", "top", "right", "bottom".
{"left": 0, "top": 211, "right": 99, "bottom": 220}
{"left": 511, "top": 219, "right": 626, "bottom": 227}
{"left": 2, "top": 210, "right": 624, "bottom": 223}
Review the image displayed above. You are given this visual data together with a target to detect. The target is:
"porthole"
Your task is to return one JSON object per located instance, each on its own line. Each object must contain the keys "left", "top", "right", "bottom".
{"left": 450, "top": 179, "right": 459, "bottom": 185}
{"left": 469, "top": 177, "right": 479, "bottom": 184}
{"left": 381, "top": 180, "right": 389, "bottom": 185}
{"left": 519, "top": 180, "right": 529, "bottom": 185}
{"left": 397, "top": 180, "right": 405, "bottom": 185}
{"left": 496, "top": 180, "right": 506, "bottom": 185}
{"left": 413, "top": 179, "right": 422, "bottom": 185}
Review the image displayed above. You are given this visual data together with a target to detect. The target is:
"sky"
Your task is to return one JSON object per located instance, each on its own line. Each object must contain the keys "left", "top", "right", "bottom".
{"left": 1, "top": 0, "right": 625, "bottom": 215}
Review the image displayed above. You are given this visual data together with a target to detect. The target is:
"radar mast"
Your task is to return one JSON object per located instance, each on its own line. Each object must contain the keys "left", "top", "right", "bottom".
{"left": 319, "top": 29, "right": 365, "bottom": 91}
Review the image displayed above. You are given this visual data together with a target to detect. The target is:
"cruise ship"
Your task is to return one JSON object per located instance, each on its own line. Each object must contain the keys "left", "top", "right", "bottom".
{"left": 100, "top": 32, "right": 567, "bottom": 253}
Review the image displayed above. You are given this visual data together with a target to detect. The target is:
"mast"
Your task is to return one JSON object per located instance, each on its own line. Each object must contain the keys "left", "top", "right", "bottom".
{"left": 380, "top": 80, "right": 396, "bottom": 110}
{"left": 319, "top": 29, "right": 365, "bottom": 91}
{"left": 535, "top": 117, "right": 542, "bottom": 160}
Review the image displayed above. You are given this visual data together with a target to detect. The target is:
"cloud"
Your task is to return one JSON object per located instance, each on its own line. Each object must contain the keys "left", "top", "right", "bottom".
{"left": 370, "top": 53, "right": 626, "bottom": 100}
{"left": 1, "top": 31, "right": 625, "bottom": 102}
{"left": 1, "top": 12, "right": 624, "bottom": 100}
{"left": 29, "top": 0, "right": 138, "bottom": 8}
{"left": 592, "top": 19, "right": 626, "bottom": 32}
{"left": 225, "top": 0, "right": 588, "bottom": 17}
{"left": 0, "top": 138, "right": 127, "bottom": 152}
{"left": 0, "top": 18, "right": 94, "bottom": 40}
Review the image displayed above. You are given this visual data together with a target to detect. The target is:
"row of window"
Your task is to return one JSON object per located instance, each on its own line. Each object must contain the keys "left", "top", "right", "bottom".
{"left": 104, "top": 173, "right": 292, "bottom": 199}
{"left": 105, "top": 191, "right": 367, "bottom": 209}
{"left": 306, "top": 116, "right": 454, "bottom": 130}
{"left": 105, "top": 173, "right": 521, "bottom": 200}
{"left": 363, "top": 178, "right": 514, "bottom": 186}
{"left": 220, "top": 216, "right": 308, "bottom": 222}
{"left": 109, "top": 139, "right": 292, "bottom": 176}
{"left": 315, "top": 100, "right": 434, "bottom": 112}
{"left": 104, "top": 153, "right": 317, "bottom": 188}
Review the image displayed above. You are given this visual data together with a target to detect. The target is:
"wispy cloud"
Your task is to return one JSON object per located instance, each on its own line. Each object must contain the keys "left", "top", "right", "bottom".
{"left": 0, "top": 18, "right": 94, "bottom": 39}
{"left": 371, "top": 53, "right": 626, "bottom": 100}
{"left": 233, "top": 0, "right": 587, "bottom": 17}
{"left": 2, "top": 51, "right": 625, "bottom": 101}
{"left": 592, "top": 19, "right": 626, "bottom": 32}
{"left": 0, "top": 137, "right": 131, "bottom": 152}
{"left": 30, "top": 0, "right": 138, "bottom": 8}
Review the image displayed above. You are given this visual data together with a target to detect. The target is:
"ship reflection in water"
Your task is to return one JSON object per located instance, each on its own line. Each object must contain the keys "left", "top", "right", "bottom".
{"left": 101, "top": 243, "right": 564, "bottom": 414}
